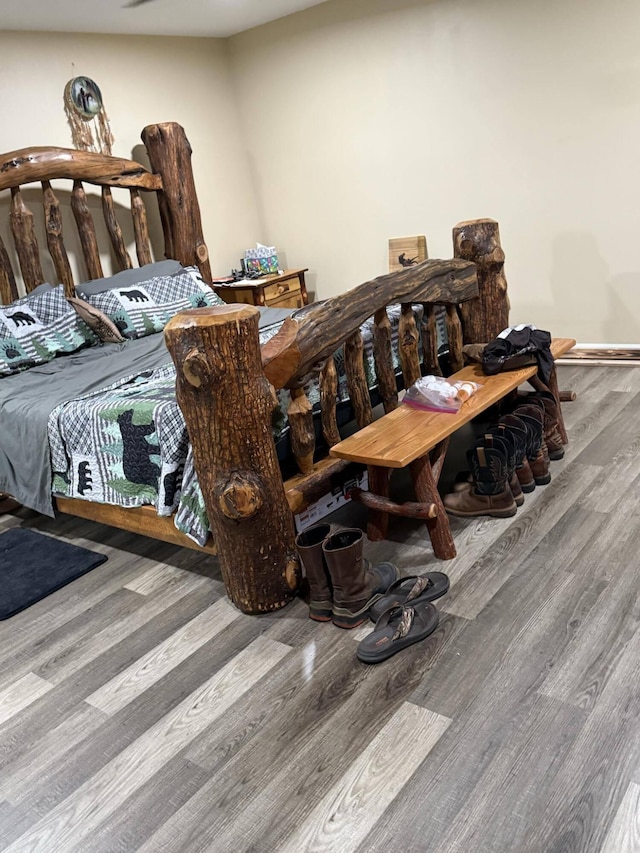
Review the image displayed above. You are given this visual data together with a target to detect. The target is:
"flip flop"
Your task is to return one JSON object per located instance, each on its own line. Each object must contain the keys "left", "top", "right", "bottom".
{"left": 369, "top": 572, "right": 449, "bottom": 622}
{"left": 356, "top": 602, "right": 440, "bottom": 664}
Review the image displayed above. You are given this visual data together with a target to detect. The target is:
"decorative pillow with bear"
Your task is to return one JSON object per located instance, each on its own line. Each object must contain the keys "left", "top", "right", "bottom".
{"left": 0, "top": 285, "right": 98, "bottom": 376}
{"left": 78, "top": 265, "right": 225, "bottom": 340}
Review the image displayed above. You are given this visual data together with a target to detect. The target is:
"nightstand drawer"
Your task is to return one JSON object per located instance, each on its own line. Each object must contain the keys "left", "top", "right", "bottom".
{"left": 263, "top": 277, "right": 301, "bottom": 302}
{"left": 267, "top": 290, "right": 305, "bottom": 309}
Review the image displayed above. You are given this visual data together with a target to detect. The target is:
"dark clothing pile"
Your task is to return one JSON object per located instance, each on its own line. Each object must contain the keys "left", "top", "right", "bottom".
{"left": 482, "top": 324, "right": 553, "bottom": 384}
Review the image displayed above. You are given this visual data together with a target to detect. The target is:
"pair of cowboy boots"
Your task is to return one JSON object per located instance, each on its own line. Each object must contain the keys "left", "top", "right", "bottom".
{"left": 295, "top": 524, "right": 399, "bottom": 628}
{"left": 444, "top": 402, "right": 552, "bottom": 518}
{"left": 443, "top": 435, "right": 519, "bottom": 519}
{"left": 510, "top": 399, "right": 552, "bottom": 485}
{"left": 517, "top": 389, "right": 565, "bottom": 460}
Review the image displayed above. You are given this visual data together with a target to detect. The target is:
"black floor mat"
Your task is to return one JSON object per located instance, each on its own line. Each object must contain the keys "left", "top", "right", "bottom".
{"left": 0, "top": 528, "right": 108, "bottom": 619}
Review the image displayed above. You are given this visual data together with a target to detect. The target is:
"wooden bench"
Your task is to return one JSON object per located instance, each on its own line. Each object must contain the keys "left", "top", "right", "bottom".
{"left": 330, "top": 337, "right": 576, "bottom": 560}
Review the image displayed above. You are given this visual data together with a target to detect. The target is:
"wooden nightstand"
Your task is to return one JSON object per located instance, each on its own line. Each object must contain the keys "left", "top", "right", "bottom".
{"left": 214, "top": 268, "right": 309, "bottom": 309}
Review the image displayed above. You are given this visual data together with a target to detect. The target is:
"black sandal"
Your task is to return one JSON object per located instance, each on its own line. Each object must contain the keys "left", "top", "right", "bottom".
{"left": 369, "top": 573, "right": 449, "bottom": 622}
{"left": 356, "top": 602, "right": 440, "bottom": 664}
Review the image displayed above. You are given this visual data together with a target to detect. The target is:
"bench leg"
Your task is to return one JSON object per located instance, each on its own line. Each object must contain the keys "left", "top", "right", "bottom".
{"left": 366, "top": 466, "right": 391, "bottom": 541}
{"left": 430, "top": 438, "right": 449, "bottom": 482}
{"left": 409, "top": 454, "right": 457, "bottom": 561}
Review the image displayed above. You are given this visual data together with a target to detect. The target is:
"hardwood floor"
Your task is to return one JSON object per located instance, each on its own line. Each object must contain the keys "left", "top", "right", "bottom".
{"left": 1, "top": 365, "right": 640, "bottom": 852}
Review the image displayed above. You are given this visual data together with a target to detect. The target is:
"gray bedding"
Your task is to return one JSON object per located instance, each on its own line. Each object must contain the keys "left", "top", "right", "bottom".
{"left": 0, "top": 335, "right": 173, "bottom": 517}
{"left": 0, "top": 306, "right": 293, "bottom": 519}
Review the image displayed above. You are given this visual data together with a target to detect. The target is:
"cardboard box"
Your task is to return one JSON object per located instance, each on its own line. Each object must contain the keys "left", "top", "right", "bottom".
{"left": 294, "top": 467, "right": 368, "bottom": 533}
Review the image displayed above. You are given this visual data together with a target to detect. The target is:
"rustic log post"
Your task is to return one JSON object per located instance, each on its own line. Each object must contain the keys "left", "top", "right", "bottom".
{"left": 102, "top": 186, "right": 132, "bottom": 271}
{"left": 71, "top": 181, "right": 104, "bottom": 281}
{"left": 344, "top": 329, "right": 373, "bottom": 429}
{"left": 399, "top": 303, "right": 421, "bottom": 388}
{"left": 319, "top": 356, "right": 341, "bottom": 446}
{"left": 288, "top": 387, "right": 315, "bottom": 475}
{"left": 372, "top": 307, "right": 399, "bottom": 413}
{"left": 0, "top": 234, "right": 18, "bottom": 303}
{"left": 453, "top": 218, "right": 509, "bottom": 343}
{"left": 421, "top": 304, "right": 442, "bottom": 377}
{"left": 164, "top": 304, "right": 299, "bottom": 613}
{"left": 142, "top": 122, "right": 212, "bottom": 281}
{"left": 10, "top": 188, "right": 45, "bottom": 291}
{"left": 130, "top": 188, "right": 153, "bottom": 267}
{"left": 445, "top": 305, "right": 464, "bottom": 373}
{"left": 42, "top": 181, "right": 75, "bottom": 297}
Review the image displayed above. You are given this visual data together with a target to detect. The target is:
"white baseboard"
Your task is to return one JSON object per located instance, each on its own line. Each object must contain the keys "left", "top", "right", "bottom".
{"left": 558, "top": 344, "right": 640, "bottom": 366}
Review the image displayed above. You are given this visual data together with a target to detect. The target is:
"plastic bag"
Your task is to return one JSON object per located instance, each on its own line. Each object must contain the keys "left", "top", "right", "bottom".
{"left": 403, "top": 375, "right": 480, "bottom": 413}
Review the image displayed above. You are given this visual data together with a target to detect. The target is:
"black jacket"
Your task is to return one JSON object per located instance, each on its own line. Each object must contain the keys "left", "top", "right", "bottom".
{"left": 482, "top": 325, "right": 553, "bottom": 384}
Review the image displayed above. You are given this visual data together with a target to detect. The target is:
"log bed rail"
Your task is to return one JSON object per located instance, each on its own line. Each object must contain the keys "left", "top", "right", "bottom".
{"left": 0, "top": 120, "right": 490, "bottom": 615}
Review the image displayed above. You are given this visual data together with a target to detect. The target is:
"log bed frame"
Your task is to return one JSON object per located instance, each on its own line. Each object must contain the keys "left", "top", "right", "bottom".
{"left": 0, "top": 121, "right": 523, "bottom": 615}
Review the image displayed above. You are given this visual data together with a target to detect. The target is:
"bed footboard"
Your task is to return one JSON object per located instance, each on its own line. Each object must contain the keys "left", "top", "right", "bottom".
{"left": 165, "top": 304, "right": 299, "bottom": 614}
{"left": 166, "top": 259, "right": 478, "bottom": 614}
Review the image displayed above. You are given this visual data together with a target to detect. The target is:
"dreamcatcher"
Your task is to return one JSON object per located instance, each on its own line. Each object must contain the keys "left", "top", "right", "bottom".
{"left": 63, "top": 76, "right": 114, "bottom": 155}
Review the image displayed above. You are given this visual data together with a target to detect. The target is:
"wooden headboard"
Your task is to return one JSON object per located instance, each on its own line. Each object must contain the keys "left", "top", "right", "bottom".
{"left": 0, "top": 122, "right": 211, "bottom": 303}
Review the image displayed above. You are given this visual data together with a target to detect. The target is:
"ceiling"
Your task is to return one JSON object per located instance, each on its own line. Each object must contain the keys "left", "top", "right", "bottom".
{"left": 2, "top": 0, "right": 331, "bottom": 38}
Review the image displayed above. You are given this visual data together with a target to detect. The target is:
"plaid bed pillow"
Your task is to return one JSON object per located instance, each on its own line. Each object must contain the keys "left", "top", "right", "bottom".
{"left": 0, "top": 285, "right": 98, "bottom": 376}
{"left": 80, "top": 266, "right": 225, "bottom": 340}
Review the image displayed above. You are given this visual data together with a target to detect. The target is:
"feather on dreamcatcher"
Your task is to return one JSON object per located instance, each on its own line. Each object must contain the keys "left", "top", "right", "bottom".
{"left": 64, "top": 77, "right": 114, "bottom": 155}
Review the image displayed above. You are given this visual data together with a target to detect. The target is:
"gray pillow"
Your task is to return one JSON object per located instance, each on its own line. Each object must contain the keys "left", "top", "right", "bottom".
{"left": 76, "top": 260, "right": 183, "bottom": 296}
{"left": 25, "top": 282, "right": 55, "bottom": 297}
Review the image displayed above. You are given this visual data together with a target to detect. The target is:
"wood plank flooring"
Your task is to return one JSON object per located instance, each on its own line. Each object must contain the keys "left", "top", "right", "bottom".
{"left": 1, "top": 365, "right": 640, "bottom": 852}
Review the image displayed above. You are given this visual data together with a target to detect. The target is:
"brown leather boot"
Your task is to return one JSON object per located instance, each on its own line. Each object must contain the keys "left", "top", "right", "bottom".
{"left": 453, "top": 433, "right": 523, "bottom": 506}
{"left": 512, "top": 405, "right": 551, "bottom": 486}
{"left": 295, "top": 523, "right": 333, "bottom": 622}
{"left": 482, "top": 430, "right": 524, "bottom": 506}
{"left": 532, "top": 390, "right": 565, "bottom": 460}
{"left": 499, "top": 414, "right": 535, "bottom": 492}
{"left": 322, "top": 529, "right": 399, "bottom": 629}
{"left": 444, "top": 446, "right": 517, "bottom": 518}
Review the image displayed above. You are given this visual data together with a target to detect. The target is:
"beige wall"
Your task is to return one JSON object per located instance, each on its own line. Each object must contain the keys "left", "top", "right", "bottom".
{"left": 2, "top": 4, "right": 638, "bottom": 342}
{"left": 0, "top": 31, "right": 261, "bottom": 282}
{"left": 228, "top": 0, "right": 640, "bottom": 343}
